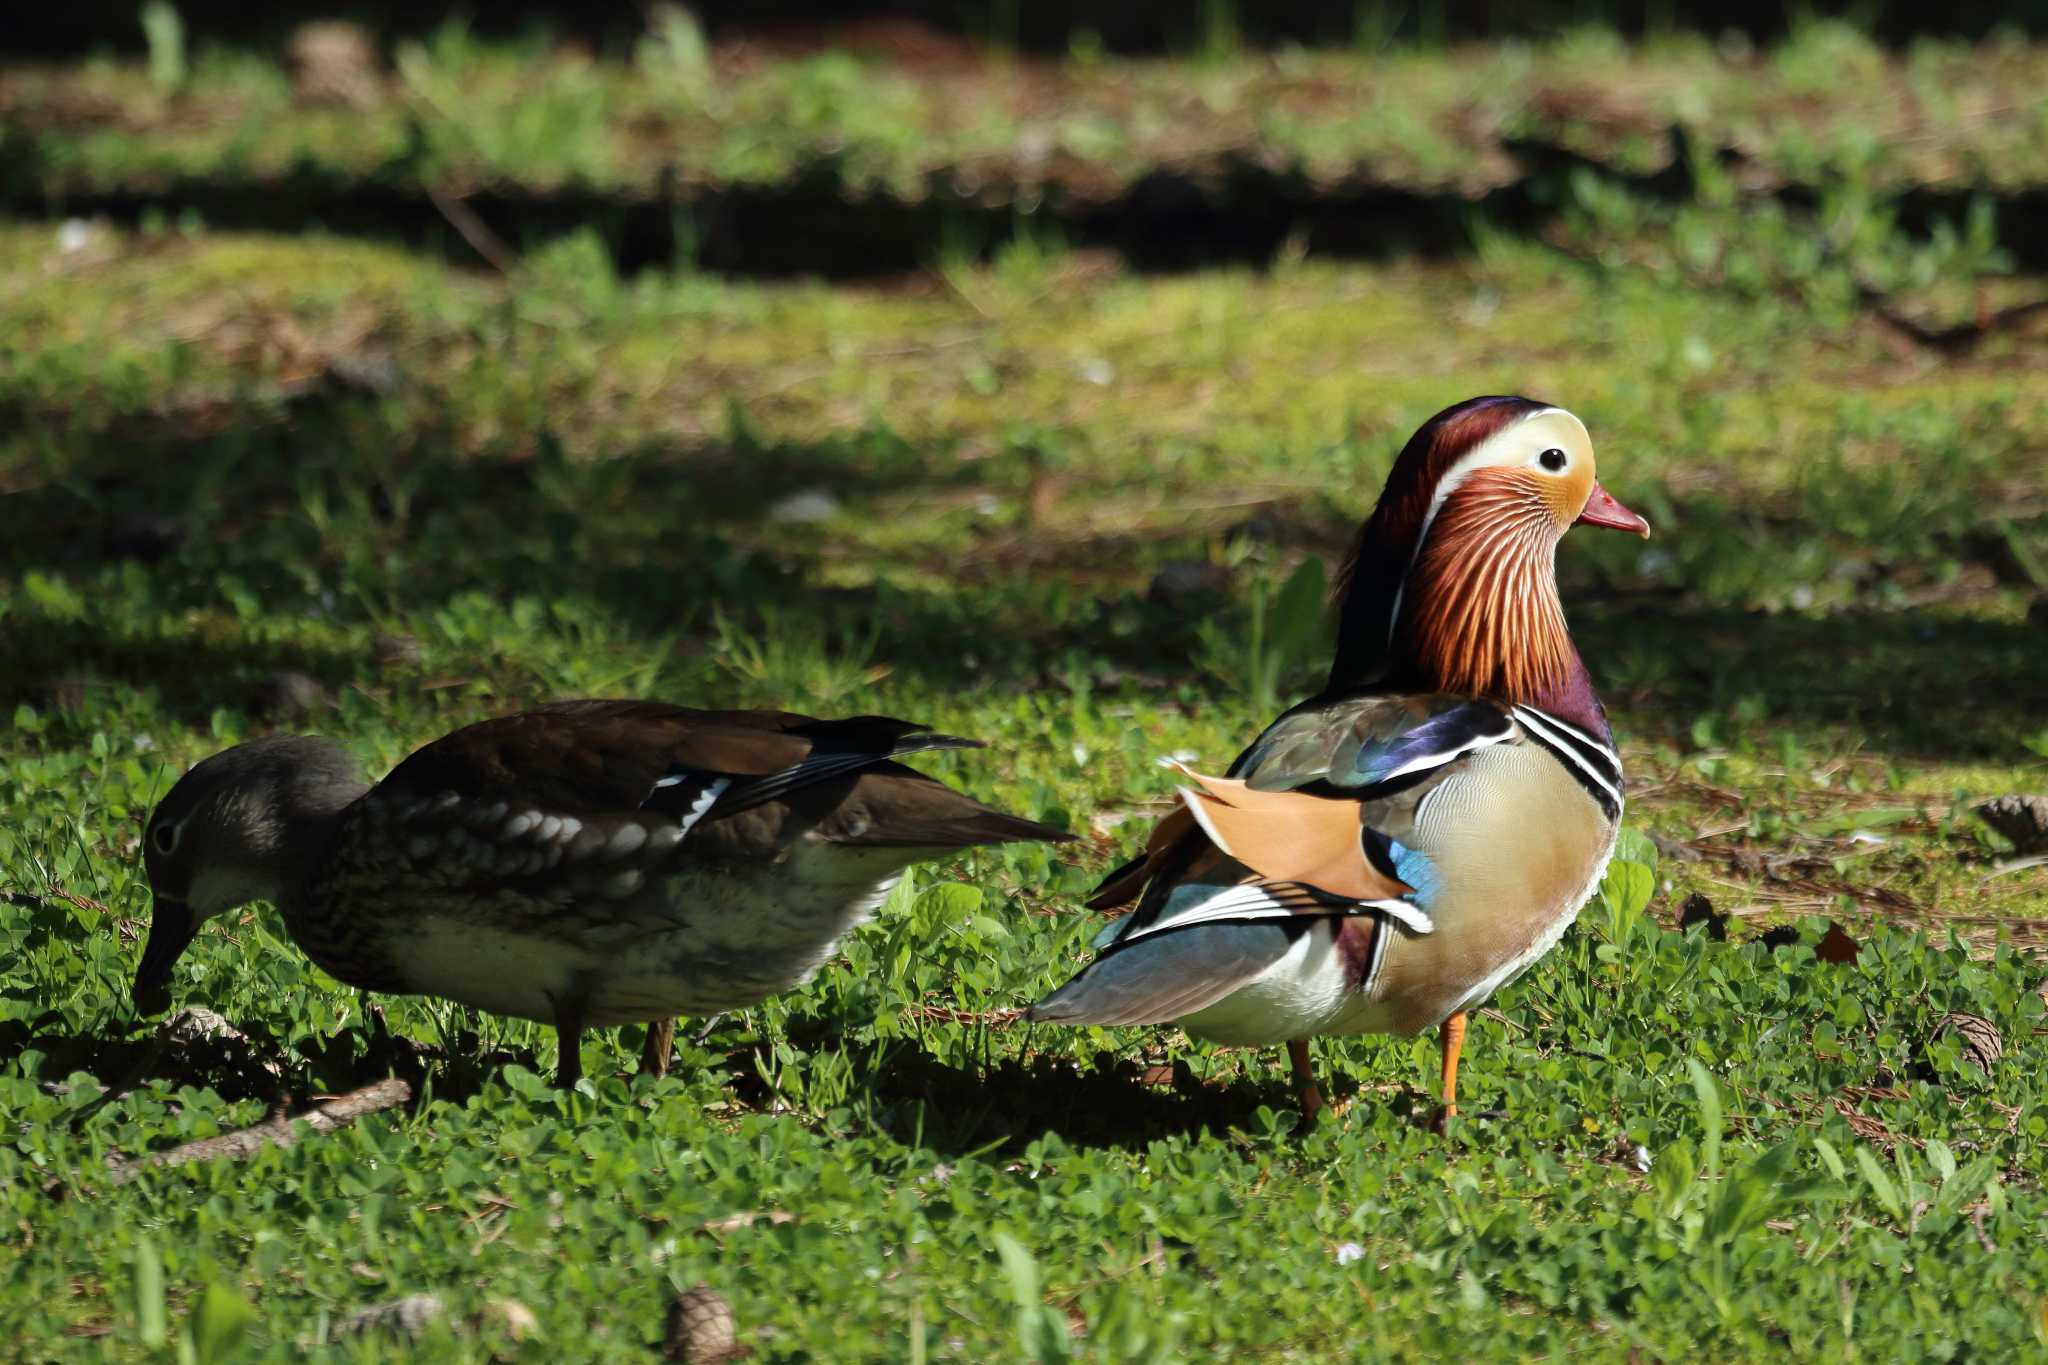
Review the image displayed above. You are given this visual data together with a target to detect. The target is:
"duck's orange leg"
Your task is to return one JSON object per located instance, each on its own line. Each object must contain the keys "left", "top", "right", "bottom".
{"left": 1435, "top": 1011, "right": 1467, "bottom": 1130}
{"left": 1288, "top": 1038, "right": 1325, "bottom": 1119}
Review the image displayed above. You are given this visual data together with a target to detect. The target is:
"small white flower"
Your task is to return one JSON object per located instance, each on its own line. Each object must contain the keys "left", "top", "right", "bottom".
{"left": 57, "top": 219, "right": 93, "bottom": 254}
{"left": 1334, "top": 1242, "right": 1366, "bottom": 1266}
{"left": 1071, "top": 743, "right": 1089, "bottom": 766}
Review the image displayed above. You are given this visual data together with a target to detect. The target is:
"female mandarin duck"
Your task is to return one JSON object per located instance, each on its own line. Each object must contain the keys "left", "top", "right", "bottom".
{"left": 134, "top": 701, "right": 1069, "bottom": 1085}
{"left": 1030, "top": 396, "right": 1649, "bottom": 1121}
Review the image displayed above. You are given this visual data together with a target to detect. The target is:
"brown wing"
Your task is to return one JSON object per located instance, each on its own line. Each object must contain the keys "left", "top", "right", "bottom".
{"left": 380, "top": 702, "right": 920, "bottom": 815}
{"left": 363, "top": 699, "right": 1067, "bottom": 871}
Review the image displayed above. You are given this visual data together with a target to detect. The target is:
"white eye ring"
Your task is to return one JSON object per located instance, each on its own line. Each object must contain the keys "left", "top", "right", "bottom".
{"left": 152, "top": 821, "right": 181, "bottom": 855}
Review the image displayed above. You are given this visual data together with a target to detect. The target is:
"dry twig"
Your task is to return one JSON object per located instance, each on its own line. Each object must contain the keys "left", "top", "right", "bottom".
{"left": 106, "top": 1077, "right": 412, "bottom": 1184}
{"left": 425, "top": 185, "right": 520, "bottom": 274}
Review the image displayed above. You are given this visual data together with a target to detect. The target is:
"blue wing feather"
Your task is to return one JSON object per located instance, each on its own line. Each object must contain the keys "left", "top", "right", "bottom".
{"left": 1344, "top": 704, "right": 1514, "bottom": 786}
{"left": 1233, "top": 693, "right": 1514, "bottom": 794}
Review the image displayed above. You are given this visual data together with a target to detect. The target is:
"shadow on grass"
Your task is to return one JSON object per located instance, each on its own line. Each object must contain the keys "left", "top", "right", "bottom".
{"left": 1577, "top": 599, "right": 2048, "bottom": 762}
{"left": 772, "top": 1038, "right": 1432, "bottom": 1153}
{"left": 4, "top": 393, "right": 2042, "bottom": 763}
{"left": 1, "top": 1002, "right": 1364, "bottom": 1154}
{"left": 0, "top": 394, "right": 1225, "bottom": 732}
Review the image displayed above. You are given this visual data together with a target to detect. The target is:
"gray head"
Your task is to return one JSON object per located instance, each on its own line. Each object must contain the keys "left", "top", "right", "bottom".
{"left": 135, "top": 735, "right": 370, "bottom": 1007}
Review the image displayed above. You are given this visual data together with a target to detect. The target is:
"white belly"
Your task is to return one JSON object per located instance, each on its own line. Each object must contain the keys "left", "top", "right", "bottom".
{"left": 390, "top": 842, "right": 915, "bottom": 1024}
{"left": 1174, "top": 921, "right": 1399, "bottom": 1045}
{"left": 1173, "top": 833, "right": 1614, "bottom": 1047}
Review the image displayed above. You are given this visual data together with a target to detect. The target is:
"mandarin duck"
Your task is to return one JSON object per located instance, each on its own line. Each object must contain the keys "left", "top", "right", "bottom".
{"left": 1030, "top": 397, "right": 1649, "bottom": 1122}
{"left": 134, "top": 701, "right": 1069, "bottom": 1086}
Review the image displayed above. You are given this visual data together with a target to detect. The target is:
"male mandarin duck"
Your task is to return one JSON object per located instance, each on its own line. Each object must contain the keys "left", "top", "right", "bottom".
{"left": 1030, "top": 397, "right": 1649, "bottom": 1121}
{"left": 134, "top": 701, "right": 1069, "bottom": 1085}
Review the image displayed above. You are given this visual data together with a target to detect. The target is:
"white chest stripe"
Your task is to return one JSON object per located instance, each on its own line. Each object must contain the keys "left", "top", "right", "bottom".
{"left": 1510, "top": 706, "right": 1623, "bottom": 816}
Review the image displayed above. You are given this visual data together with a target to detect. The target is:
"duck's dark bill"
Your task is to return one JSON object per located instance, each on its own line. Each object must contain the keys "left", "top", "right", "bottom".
{"left": 132, "top": 900, "right": 197, "bottom": 1007}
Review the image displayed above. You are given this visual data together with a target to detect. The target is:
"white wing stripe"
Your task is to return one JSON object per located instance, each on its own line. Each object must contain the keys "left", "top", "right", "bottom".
{"left": 1375, "top": 727, "right": 1513, "bottom": 783}
{"left": 1175, "top": 784, "right": 1235, "bottom": 858}
{"left": 1375, "top": 898, "right": 1436, "bottom": 936}
{"left": 1121, "top": 882, "right": 1433, "bottom": 946}
{"left": 675, "top": 777, "right": 731, "bottom": 838}
{"left": 1359, "top": 908, "right": 1393, "bottom": 995}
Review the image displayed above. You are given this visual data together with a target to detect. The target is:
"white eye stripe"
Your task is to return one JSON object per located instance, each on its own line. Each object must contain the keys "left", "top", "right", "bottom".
{"left": 1395, "top": 408, "right": 1585, "bottom": 600}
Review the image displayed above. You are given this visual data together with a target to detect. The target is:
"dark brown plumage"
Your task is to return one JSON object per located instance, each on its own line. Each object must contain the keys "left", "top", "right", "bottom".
{"left": 137, "top": 701, "right": 1069, "bottom": 1086}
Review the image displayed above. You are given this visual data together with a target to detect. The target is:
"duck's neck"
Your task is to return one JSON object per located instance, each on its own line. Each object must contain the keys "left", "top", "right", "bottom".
{"left": 231, "top": 780, "right": 366, "bottom": 916}
{"left": 277, "top": 806, "right": 358, "bottom": 912}
{"left": 1378, "top": 501, "right": 1611, "bottom": 741}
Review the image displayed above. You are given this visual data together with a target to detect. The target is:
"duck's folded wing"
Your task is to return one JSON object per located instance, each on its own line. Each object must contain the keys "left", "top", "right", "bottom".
{"left": 1029, "top": 921, "right": 1306, "bottom": 1027}
{"left": 382, "top": 702, "right": 978, "bottom": 826}
{"left": 1170, "top": 769, "right": 1414, "bottom": 906}
{"left": 1079, "top": 694, "right": 1504, "bottom": 941}
{"left": 1228, "top": 691, "right": 1515, "bottom": 793}
{"left": 1085, "top": 805, "right": 1197, "bottom": 910}
{"left": 341, "top": 702, "right": 1065, "bottom": 907}
{"left": 1078, "top": 790, "right": 1428, "bottom": 986}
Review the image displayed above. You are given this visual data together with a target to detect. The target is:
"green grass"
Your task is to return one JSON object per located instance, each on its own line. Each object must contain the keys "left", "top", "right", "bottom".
{"left": 3, "top": 108, "right": 2048, "bottom": 1359}
{"left": 3, "top": 23, "right": 2046, "bottom": 206}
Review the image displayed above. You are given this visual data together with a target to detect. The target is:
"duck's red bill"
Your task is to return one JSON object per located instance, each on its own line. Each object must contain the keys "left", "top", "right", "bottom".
{"left": 1576, "top": 481, "right": 1651, "bottom": 537}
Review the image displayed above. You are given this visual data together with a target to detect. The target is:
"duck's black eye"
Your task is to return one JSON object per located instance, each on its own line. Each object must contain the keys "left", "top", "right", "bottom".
{"left": 1539, "top": 447, "right": 1568, "bottom": 472}
{"left": 152, "top": 822, "right": 179, "bottom": 855}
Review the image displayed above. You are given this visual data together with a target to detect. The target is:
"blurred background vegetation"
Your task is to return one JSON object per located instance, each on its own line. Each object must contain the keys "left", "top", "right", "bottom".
{"left": 8, "top": 0, "right": 2048, "bottom": 56}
